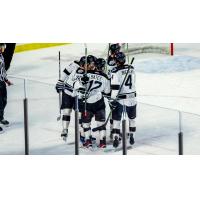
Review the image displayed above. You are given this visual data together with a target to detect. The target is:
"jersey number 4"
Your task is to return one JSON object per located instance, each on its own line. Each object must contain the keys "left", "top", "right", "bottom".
{"left": 125, "top": 75, "right": 132, "bottom": 89}
{"left": 88, "top": 80, "right": 102, "bottom": 92}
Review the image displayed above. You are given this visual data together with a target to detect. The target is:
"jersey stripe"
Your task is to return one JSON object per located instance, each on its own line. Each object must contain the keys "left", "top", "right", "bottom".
{"left": 63, "top": 68, "right": 71, "bottom": 76}
{"left": 111, "top": 85, "right": 120, "bottom": 90}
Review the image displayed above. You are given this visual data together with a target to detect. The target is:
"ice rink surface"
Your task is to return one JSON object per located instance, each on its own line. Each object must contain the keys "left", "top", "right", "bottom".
{"left": 1, "top": 43, "right": 200, "bottom": 155}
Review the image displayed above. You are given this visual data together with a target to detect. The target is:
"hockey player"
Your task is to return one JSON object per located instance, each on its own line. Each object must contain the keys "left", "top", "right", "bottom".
{"left": 55, "top": 57, "right": 86, "bottom": 140}
{"left": 110, "top": 52, "right": 137, "bottom": 148}
{"left": 96, "top": 58, "right": 106, "bottom": 72}
{"left": 107, "top": 43, "right": 121, "bottom": 77}
{"left": 0, "top": 43, "right": 13, "bottom": 133}
{"left": 69, "top": 56, "right": 110, "bottom": 148}
{"left": 107, "top": 43, "right": 121, "bottom": 137}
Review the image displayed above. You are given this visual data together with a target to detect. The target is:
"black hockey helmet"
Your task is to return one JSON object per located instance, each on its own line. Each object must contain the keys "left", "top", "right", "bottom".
{"left": 79, "top": 56, "right": 87, "bottom": 66}
{"left": 109, "top": 43, "right": 121, "bottom": 54}
{"left": 87, "top": 55, "right": 97, "bottom": 65}
{"left": 96, "top": 58, "right": 106, "bottom": 71}
{"left": 115, "top": 52, "right": 126, "bottom": 64}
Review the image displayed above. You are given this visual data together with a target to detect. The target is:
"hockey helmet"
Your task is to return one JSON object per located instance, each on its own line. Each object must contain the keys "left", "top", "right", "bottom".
{"left": 115, "top": 52, "right": 126, "bottom": 64}
{"left": 96, "top": 58, "right": 106, "bottom": 71}
{"left": 109, "top": 43, "right": 121, "bottom": 54}
{"left": 79, "top": 56, "right": 87, "bottom": 66}
{"left": 87, "top": 55, "right": 97, "bottom": 64}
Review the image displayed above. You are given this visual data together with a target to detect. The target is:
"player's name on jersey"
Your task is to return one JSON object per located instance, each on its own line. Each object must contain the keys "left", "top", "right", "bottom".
{"left": 89, "top": 74, "right": 103, "bottom": 81}
{"left": 121, "top": 69, "right": 134, "bottom": 75}
{"left": 75, "top": 74, "right": 104, "bottom": 82}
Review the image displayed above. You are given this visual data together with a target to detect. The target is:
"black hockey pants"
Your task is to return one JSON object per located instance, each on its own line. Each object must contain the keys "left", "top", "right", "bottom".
{"left": 0, "top": 82, "right": 7, "bottom": 121}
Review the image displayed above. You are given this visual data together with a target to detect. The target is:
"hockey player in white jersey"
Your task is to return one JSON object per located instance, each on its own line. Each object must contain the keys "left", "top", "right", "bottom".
{"left": 55, "top": 57, "right": 85, "bottom": 140}
{"left": 110, "top": 52, "right": 137, "bottom": 148}
{"left": 106, "top": 43, "right": 122, "bottom": 137}
{"left": 68, "top": 55, "right": 110, "bottom": 148}
{"left": 107, "top": 43, "right": 121, "bottom": 77}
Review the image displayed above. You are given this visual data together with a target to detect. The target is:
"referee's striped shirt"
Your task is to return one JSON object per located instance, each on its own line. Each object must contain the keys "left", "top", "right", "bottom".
{"left": 0, "top": 54, "right": 7, "bottom": 82}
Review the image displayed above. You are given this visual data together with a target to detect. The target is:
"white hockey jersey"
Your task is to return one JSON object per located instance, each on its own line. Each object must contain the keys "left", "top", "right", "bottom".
{"left": 106, "top": 55, "right": 116, "bottom": 79}
{"left": 111, "top": 64, "right": 136, "bottom": 106}
{"left": 67, "top": 68, "right": 110, "bottom": 103}
{"left": 61, "top": 61, "right": 80, "bottom": 96}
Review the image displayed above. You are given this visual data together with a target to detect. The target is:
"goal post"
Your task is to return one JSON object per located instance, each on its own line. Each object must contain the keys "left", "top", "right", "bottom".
{"left": 120, "top": 43, "right": 174, "bottom": 56}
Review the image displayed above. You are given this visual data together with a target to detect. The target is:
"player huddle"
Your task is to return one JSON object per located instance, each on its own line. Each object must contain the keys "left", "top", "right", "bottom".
{"left": 55, "top": 44, "right": 137, "bottom": 149}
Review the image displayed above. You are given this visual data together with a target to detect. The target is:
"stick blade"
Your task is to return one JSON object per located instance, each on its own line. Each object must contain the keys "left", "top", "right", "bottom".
{"left": 57, "top": 116, "right": 61, "bottom": 121}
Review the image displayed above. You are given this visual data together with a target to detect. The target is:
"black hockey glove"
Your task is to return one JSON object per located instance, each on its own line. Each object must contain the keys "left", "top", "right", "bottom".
{"left": 78, "top": 87, "right": 86, "bottom": 94}
{"left": 109, "top": 100, "right": 118, "bottom": 110}
{"left": 56, "top": 80, "right": 64, "bottom": 93}
{"left": 81, "top": 74, "right": 89, "bottom": 85}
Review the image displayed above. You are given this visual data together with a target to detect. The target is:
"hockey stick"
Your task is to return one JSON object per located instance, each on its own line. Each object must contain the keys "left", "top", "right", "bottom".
{"left": 83, "top": 43, "right": 88, "bottom": 117}
{"left": 57, "top": 51, "right": 62, "bottom": 121}
{"left": 105, "top": 43, "right": 111, "bottom": 74}
{"left": 126, "top": 43, "right": 130, "bottom": 64}
{"left": 92, "top": 56, "right": 135, "bottom": 132}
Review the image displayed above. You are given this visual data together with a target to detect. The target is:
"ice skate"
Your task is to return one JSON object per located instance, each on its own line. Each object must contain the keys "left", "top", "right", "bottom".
{"left": 83, "top": 139, "right": 92, "bottom": 148}
{"left": 0, "top": 119, "right": 9, "bottom": 127}
{"left": 98, "top": 138, "right": 106, "bottom": 148}
{"left": 61, "top": 129, "right": 68, "bottom": 141}
{"left": 129, "top": 133, "right": 135, "bottom": 145}
{"left": 113, "top": 135, "right": 120, "bottom": 148}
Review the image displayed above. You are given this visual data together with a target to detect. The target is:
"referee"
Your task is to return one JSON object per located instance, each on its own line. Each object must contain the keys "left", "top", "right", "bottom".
{"left": 0, "top": 43, "right": 13, "bottom": 133}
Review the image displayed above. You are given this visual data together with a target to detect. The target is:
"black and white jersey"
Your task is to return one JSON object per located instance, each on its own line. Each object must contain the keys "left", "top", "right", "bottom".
{"left": 68, "top": 68, "right": 110, "bottom": 103}
{"left": 61, "top": 61, "right": 80, "bottom": 96}
{"left": 106, "top": 55, "right": 116, "bottom": 79}
{"left": 107, "top": 55, "right": 116, "bottom": 67}
{"left": 111, "top": 64, "right": 136, "bottom": 106}
{"left": 106, "top": 64, "right": 116, "bottom": 80}
{"left": 0, "top": 54, "right": 7, "bottom": 82}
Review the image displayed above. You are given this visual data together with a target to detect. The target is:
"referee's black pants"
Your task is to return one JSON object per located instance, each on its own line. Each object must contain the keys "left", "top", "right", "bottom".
{"left": 0, "top": 81, "right": 7, "bottom": 121}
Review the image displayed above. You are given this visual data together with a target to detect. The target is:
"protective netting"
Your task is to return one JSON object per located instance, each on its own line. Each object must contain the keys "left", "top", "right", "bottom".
{"left": 121, "top": 43, "right": 172, "bottom": 55}
{"left": 98, "top": 43, "right": 172, "bottom": 59}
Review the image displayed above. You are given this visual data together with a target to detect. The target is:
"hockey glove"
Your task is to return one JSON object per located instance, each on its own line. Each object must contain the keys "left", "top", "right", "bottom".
{"left": 73, "top": 81, "right": 86, "bottom": 94}
{"left": 81, "top": 74, "right": 89, "bottom": 85}
{"left": 56, "top": 80, "right": 65, "bottom": 93}
{"left": 78, "top": 87, "right": 86, "bottom": 94}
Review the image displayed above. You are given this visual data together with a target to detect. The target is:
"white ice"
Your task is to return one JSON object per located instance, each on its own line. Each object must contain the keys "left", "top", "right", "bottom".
{"left": 1, "top": 43, "right": 200, "bottom": 155}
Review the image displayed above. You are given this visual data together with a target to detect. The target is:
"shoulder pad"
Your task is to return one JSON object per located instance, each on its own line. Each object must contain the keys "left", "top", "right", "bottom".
{"left": 76, "top": 68, "right": 85, "bottom": 74}
{"left": 69, "top": 62, "right": 79, "bottom": 68}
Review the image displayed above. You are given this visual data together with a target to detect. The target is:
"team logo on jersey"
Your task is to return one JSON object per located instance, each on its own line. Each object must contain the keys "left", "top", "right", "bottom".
{"left": 111, "top": 67, "right": 118, "bottom": 73}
